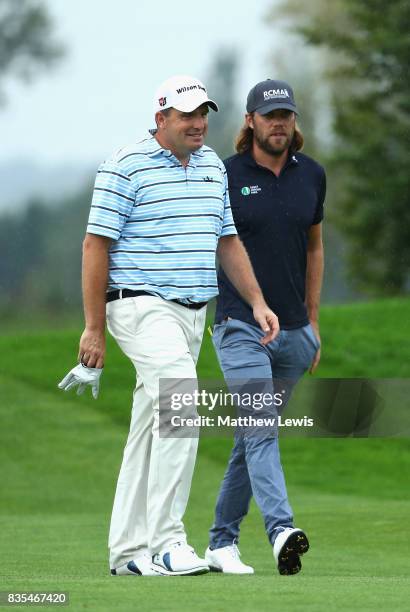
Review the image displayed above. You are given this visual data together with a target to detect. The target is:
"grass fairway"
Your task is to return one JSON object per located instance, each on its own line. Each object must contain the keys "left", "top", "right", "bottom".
{"left": 1, "top": 298, "right": 410, "bottom": 610}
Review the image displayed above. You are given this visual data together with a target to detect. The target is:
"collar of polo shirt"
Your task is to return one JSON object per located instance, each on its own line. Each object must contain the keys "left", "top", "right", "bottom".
{"left": 145, "top": 137, "right": 206, "bottom": 159}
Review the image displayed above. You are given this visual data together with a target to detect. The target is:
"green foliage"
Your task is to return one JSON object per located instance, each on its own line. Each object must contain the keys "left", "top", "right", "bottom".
{"left": 269, "top": 0, "right": 410, "bottom": 295}
{"left": 0, "top": 0, "right": 64, "bottom": 102}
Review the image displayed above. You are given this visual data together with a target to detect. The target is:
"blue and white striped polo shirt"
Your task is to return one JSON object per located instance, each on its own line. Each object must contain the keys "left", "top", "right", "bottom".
{"left": 86, "top": 136, "right": 237, "bottom": 303}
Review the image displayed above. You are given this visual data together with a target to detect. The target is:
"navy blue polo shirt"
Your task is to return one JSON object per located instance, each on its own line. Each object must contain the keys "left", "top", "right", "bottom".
{"left": 215, "top": 149, "right": 326, "bottom": 329}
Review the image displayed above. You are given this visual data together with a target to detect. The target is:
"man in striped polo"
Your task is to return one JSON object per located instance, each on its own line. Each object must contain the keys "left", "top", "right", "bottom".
{"left": 60, "top": 75, "right": 279, "bottom": 576}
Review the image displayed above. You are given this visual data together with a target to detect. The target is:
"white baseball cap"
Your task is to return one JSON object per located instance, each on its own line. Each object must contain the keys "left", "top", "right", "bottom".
{"left": 153, "top": 75, "right": 219, "bottom": 114}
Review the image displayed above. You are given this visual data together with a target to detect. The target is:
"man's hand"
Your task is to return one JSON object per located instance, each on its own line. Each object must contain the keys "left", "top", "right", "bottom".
{"left": 78, "top": 328, "right": 105, "bottom": 369}
{"left": 253, "top": 301, "right": 280, "bottom": 345}
{"left": 309, "top": 320, "right": 321, "bottom": 374}
{"left": 58, "top": 363, "right": 103, "bottom": 399}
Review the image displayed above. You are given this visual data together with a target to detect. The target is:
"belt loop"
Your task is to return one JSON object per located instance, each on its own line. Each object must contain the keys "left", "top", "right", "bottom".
{"left": 119, "top": 289, "right": 123, "bottom": 299}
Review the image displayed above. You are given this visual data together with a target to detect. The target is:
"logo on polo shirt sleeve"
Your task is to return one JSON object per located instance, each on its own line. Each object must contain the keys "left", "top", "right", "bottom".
{"left": 241, "top": 185, "right": 261, "bottom": 196}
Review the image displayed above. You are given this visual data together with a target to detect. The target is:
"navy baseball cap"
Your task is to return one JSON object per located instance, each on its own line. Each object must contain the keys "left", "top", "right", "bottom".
{"left": 246, "top": 79, "right": 298, "bottom": 115}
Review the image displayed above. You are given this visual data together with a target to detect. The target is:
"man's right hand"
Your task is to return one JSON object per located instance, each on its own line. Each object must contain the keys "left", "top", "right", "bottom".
{"left": 78, "top": 328, "right": 106, "bottom": 368}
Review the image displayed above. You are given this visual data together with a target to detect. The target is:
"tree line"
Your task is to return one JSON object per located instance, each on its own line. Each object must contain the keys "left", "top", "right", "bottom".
{"left": 0, "top": 0, "right": 408, "bottom": 321}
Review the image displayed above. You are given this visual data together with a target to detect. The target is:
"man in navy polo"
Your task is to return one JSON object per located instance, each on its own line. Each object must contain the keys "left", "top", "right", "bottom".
{"left": 205, "top": 79, "right": 325, "bottom": 575}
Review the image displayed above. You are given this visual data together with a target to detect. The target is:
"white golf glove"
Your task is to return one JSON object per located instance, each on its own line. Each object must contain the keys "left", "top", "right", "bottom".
{"left": 58, "top": 363, "right": 103, "bottom": 399}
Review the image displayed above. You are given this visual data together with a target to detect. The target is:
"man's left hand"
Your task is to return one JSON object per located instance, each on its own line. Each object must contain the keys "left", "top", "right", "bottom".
{"left": 309, "top": 321, "right": 321, "bottom": 374}
{"left": 253, "top": 303, "right": 280, "bottom": 345}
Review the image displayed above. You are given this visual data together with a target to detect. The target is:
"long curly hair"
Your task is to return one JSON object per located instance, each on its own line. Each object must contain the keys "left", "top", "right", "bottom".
{"left": 235, "top": 115, "right": 304, "bottom": 154}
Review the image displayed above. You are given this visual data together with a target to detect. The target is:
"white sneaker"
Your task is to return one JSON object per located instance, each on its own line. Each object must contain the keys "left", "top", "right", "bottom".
{"left": 273, "top": 528, "right": 309, "bottom": 575}
{"left": 205, "top": 544, "right": 254, "bottom": 574}
{"left": 111, "top": 552, "right": 161, "bottom": 576}
{"left": 152, "top": 542, "right": 209, "bottom": 576}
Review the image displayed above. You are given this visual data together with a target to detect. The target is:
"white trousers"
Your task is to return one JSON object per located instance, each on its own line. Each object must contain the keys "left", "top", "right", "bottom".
{"left": 106, "top": 295, "right": 206, "bottom": 568}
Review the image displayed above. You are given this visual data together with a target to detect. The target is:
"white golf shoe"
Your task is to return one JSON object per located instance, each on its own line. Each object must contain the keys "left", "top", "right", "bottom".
{"left": 205, "top": 544, "right": 254, "bottom": 574}
{"left": 151, "top": 542, "right": 209, "bottom": 576}
{"left": 111, "top": 552, "right": 160, "bottom": 576}
{"left": 273, "top": 527, "right": 309, "bottom": 575}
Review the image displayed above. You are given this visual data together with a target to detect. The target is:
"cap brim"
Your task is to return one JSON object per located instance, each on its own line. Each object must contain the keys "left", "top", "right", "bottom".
{"left": 256, "top": 102, "right": 298, "bottom": 115}
{"left": 205, "top": 100, "right": 219, "bottom": 112}
{"left": 173, "top": 94, "right": 219, "bottom": 113}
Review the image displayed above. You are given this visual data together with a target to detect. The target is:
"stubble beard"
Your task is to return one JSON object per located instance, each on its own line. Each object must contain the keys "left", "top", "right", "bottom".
{"left": 254, "top": 128, "right": 294, "bottom": 157}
